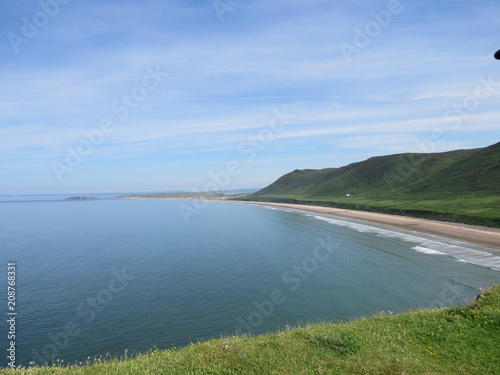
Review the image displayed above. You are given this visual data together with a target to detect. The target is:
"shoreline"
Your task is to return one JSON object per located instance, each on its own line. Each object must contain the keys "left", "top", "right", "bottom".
{"left": 235, "top": 201, "right": 500, "bottom": 253}
{"left": 118, "top": 196, "right": 500, "bottom": 254}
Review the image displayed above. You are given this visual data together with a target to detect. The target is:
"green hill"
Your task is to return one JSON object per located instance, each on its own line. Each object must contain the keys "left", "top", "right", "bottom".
{"left": 244, "top": 142, "right": 500, "bottom": 227}
{"left": 4, "top": 285, "right": 499, "bottom": 374}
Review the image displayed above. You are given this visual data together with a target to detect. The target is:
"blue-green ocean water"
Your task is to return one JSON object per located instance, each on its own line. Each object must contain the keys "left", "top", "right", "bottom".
{"left": 0, "top": 197, "right": 499, "bottom": 367}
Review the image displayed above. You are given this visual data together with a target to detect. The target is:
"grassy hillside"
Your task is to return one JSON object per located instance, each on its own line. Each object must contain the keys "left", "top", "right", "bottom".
{"left": 3, "top": 285, "right": 499, "bottom": 374}
{"left": 244, "top": 143, "right": 500, "bottom": 227}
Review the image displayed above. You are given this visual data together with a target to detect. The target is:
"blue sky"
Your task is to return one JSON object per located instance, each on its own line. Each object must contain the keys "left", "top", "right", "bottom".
{"left": 1, "top": 0, "right": 499, "bottom": 194}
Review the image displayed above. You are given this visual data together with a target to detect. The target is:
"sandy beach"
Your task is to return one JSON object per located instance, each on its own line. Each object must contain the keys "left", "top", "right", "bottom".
{"left": 230, "top": 201, "right": 500, "bottom": 253}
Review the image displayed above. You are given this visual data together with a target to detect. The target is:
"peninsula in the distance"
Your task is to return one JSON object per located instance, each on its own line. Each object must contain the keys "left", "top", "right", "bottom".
{"left": 66, "top": 196, "right": 100, "bottom": 200}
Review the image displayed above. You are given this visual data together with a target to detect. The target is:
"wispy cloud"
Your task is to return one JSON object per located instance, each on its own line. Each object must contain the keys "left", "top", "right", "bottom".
{"left": 1, "top": 0, "right": 499, "bottom": 194}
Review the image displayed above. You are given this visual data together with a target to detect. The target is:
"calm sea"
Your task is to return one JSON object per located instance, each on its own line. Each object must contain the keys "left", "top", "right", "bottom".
{"left": 0, "top": 196, "right": 499, "bottom": 367}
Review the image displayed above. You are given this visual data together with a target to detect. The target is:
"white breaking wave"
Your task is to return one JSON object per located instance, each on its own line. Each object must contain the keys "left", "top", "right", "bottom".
{"left": 261, "top": 206, "right": 500, "bottom": 271}
{"left": 412, "top": 246, "right": 446, "bottom": 255}
{"left": 309, "top": 214, "right": 500, "bottom": 271}
{"left": 264, "top": 206, "right": 296, "bottom": 213}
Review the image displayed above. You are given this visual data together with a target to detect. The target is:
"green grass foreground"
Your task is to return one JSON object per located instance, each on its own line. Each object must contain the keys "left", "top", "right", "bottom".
{"left": 3, "top": 285, "right": 499, "bottom": 375}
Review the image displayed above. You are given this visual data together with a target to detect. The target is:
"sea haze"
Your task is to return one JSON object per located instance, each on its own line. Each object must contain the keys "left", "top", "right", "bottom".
{"left": 0, "top": 197, "right": 498, "bottom": 367}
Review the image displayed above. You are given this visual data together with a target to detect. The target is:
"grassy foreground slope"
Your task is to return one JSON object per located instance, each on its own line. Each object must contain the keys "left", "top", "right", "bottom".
{"left": 244, "top": 142, "right": 500, "bottom": 227}
{"left": 4, "top": 285, "right": 500, "bottom": 374}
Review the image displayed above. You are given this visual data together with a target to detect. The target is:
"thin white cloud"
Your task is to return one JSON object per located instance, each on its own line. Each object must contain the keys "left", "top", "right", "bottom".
{"left": 1, "top": 0, "right": 499, "bottom": 193}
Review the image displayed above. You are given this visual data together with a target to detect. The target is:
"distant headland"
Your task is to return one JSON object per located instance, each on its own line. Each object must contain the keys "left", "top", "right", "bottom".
{"left": 66, "top": 196, "right": 99, "bottom": 200}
